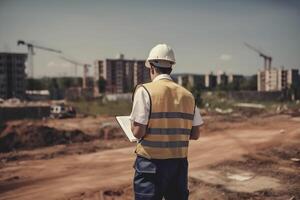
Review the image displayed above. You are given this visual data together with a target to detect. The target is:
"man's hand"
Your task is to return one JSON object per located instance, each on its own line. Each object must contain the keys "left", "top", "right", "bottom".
{"left": 190, "top": 125, "right": 201, "bottom": 140}
{"left": 131, "top": 121, "right": 147, "bottom": 139}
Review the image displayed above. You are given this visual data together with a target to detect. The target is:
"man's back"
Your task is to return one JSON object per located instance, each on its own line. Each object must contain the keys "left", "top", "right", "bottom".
{"left": 135, "top": 79, "right": 195, "bottom": 159}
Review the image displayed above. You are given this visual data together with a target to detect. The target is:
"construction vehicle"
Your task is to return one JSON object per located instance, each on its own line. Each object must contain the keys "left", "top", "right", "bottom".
{"left": 50, "top": 103, "right": 76, "bottom": 119}
{"left": 17, "top": 40, "right": 62, "bottom": 78}
{"left": 244, "top": 42, "right": 272, "bottom": 70}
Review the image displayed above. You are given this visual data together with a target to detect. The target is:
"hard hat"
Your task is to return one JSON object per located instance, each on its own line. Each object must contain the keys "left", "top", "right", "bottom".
{"left": 145, "top": 44, "right": 176, "bottom": 68}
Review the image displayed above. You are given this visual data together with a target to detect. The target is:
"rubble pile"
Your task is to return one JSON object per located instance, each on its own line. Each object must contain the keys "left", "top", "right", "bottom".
{"left": 0, "top": 124, "right": 93, "bottom": 152}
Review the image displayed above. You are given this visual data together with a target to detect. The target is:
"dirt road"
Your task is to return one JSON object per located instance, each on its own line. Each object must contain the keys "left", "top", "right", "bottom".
{"left": 0, "top": 115, "right": 299, "bottom": 200}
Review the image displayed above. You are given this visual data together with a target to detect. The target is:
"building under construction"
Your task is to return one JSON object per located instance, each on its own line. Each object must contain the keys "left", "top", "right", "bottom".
{"left": 244, "top": 42, "right": 299, "bottom": 92}
{"left": 173, "top": 74, "right": 205, "bottom": 90}
{"left": 0, "top": 52, "right": 27, "bottom": 99}
{"left": 258, "top": 68, "right": 299, "bottom": 92}
{"left": 95, "top": 54, "right": 150, "bottom": 93}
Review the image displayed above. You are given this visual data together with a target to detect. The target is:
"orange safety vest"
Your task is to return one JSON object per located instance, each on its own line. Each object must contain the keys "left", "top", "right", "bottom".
{"left": 134, "top": 78, "right": 195, "bottom": 159}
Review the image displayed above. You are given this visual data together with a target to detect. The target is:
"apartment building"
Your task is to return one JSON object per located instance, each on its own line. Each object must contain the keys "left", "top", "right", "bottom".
{"left": 228, "top": 74, "right": 244, "bottom": 84}
{"left": 0, "top": 53, "right": 27, "bottom": 99}
{"left": 205, "top": 73, "right": 217, "bottom": 88}
{"left": 95, "top": 54, "right": 150, "bottom": 93}
{"left": 258, "top": 68, "right": 299, "bottom": 92}
{"left": 216, "top": 71, "right": 229, "bottom": 86}
{"left": 173, "top": 73, "right": 205, "bottom": 90}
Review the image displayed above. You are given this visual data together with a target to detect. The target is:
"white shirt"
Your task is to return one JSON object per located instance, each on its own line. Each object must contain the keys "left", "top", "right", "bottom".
{"left": 130, "top": 74, "right": 204, "bottom": 126}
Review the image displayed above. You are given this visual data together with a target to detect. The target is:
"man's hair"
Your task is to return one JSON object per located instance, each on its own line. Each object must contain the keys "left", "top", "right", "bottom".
{"left": 151, "top": 65, "right": 172, "bottom": 75}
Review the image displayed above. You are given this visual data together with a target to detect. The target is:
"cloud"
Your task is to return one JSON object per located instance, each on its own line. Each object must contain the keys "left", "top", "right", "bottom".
{"left": 220, "top": 54, "right": 232, "bottom": 61}
{"left": 47, "top": 61, "right": 56, "bottom": 67}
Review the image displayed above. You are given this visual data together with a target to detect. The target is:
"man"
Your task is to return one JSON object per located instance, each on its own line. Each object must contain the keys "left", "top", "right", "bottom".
{"left": 130, "top": 44, "right": 203, "bottom": 200}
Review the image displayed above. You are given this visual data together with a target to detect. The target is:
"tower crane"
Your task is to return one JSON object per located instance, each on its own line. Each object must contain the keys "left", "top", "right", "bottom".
{"left": 244, "top": 42, "right": 272, "bottom": 70}
{"left": 17, "top": 40, "right": 62, "bottom": 78}
{"left": 59, "top": 56, "right": 91, "bottom": 89}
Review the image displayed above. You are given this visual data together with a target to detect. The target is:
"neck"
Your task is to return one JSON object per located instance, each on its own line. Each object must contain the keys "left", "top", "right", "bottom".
{"left": 151, "top": 73, "right": 171, "bottom": 81}
{"left": 151, "top": 73, "right": 159, "bottom": 81}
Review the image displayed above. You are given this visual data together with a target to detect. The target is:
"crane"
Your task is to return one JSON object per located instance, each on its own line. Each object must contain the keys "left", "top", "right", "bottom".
{"left": 59, "top": 56, "right": 91, "bottom": 89}
{"left": 244, "top": 42, "right": 272, "bottom": 70}
{"left": 17, "top": 40, "right": 62, "bottom": 78}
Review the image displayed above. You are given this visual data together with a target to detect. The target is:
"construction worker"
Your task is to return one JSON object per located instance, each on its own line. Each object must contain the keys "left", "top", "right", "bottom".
{"left": 130, "top": 44, "right": 203, "bottom": 200}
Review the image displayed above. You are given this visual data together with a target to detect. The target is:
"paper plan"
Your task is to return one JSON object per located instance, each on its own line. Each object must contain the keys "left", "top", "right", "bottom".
{"left": 116, "top": 116, "right": 137, "bottom": 142}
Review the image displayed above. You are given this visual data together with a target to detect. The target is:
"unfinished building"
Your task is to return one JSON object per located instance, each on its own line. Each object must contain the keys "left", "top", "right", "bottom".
{"left": 258, "top": 68, "right": 299, "bottom": 92}
{"left": 173, "top": 74, "right": 205, "bottom": 90}
{"left": 95, "top": 54, "right": 150, "bottom": 94}
{"left": 0, "top": 52, "right": 27, "bottom": 99}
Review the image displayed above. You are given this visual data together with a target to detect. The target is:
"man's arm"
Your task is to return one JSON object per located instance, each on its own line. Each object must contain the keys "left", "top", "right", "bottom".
{"left": 190, "top": 107, "right": 203, "bottom": 140}
{"left": 190, "top": 125, "right": 201, "bottom": 140}
{"left": 130, "top": 87, "right": 150, "bottom": 139}
{"left": 131, "top": 122, "right": 147, "bottom": 139}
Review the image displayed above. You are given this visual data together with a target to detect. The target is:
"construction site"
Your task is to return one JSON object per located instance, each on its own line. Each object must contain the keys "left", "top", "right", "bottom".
{"left": 0, "top": 39, "right": 299, "bottom": 200}
{"left": 0, "top": 38, "right": 299, "bottom": 200}
{"left": 1, "top": 1, "right": 300, "bottom": 199}
{"left": 0, "top": 97, "right": 299, "bottom": 199}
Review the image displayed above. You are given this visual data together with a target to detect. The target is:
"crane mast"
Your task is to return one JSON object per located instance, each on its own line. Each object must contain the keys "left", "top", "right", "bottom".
{"left": 59, "top": 56, "right": 91, "bottom": 89}
{"left": 244, "top": 42, "right": 272, "bottom": 70}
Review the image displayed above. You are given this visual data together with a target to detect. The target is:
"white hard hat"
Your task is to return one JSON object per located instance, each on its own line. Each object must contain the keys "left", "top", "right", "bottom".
{"left": 145, "top": 44, "right": 176, "bottom": 68}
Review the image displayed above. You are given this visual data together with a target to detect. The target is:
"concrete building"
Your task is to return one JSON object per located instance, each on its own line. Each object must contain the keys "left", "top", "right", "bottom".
{"left": 173, "top": 74, "right": 205, "bottom": 90}
{"left": 134, "top": 60, "right": 150, "bottom": 87}
{"left": 95, "top": 54, "right": 150, "bottom": 93}
{"left": 277, "top": 69, "right": 288, "bottom": 91}
{"left": 257, "top": 71, "right": 266, "bottom": 92}
{"left": 216, "top": 71, "right": 228, "bottom": 86}
{"left": 0, "top": 53, "right": 27, "bottom": 99}
{"left": 228, "top": 74, "right": 244, "bottom": 84}
{"left": 258, "top": 68, "right": 299, "bottom": 92}
{"left": 205, "top": 73, "right": 217, "bottom": 88}
{"left": 287, "top": 69, "right": 299, "bottom": 87}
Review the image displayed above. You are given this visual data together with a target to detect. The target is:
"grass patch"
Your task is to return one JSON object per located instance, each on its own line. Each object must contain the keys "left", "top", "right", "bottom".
{"left": 69, "top": 99, "right": 132, "bottom": 116}
{"left": 201, "top": 91, "right": 300, "bottom": 111}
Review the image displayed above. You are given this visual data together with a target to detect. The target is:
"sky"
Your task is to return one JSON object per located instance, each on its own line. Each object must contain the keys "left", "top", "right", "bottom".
{"left": 0, "top": 0, "right": 300, "bottom": 77}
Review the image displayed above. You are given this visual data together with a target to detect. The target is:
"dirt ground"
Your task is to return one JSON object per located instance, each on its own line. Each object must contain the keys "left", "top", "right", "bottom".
{"left": 0, "top": 114, "right": 299, "bottom": 200}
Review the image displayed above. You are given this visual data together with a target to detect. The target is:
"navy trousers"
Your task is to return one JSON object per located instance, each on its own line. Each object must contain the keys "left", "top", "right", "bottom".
{"left": 133, "top": 156, "right": 189, "bottom": 200}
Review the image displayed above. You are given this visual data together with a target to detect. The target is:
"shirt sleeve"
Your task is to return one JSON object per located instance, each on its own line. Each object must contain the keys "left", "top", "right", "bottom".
{"left": 129, "top": 87, "right": 150, "bottom": 125}
{"left": 192, "top": 107, "right": 204, "bottom": 126}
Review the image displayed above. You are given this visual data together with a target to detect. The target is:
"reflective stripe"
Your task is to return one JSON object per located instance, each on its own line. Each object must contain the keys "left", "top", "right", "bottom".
{"left": 144, "top": 134, "right": 189, "bottom": 142}
{"left": 148, "top": 128, "right": 191, "bottom": 135}
{"left": 141, "top": 140, "right": 189, "bottom": 148}
{"left": 148, "top": 119, "right": 193, "bottom": 129}
{"left": 150, "top": 112, "right": 194, "bottom": 120}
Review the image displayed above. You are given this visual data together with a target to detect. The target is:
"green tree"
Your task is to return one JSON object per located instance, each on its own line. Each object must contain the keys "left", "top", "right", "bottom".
{"left": 191, "top": 87, "right": 203, "bottom": 107}
{"left": 240, "top": 75, "right": 257, "bottom": 91}
{"left": 98, "top": 77, "right": 106, "bottom": 93}
{"left": 26, "top": 78, "right": 46, "bottom": 90}
{"left": 227, "top": 81, "right": 240, "bottom": 91}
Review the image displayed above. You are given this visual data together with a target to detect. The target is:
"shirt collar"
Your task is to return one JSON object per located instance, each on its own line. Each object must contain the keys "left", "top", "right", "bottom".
{"left": 152, "top": 74, "right": 173, "bottom": 82}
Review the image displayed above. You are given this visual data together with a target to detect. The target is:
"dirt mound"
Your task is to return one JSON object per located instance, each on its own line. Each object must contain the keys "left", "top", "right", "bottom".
{"left": 98, "top": 127, "right": 123, "bottom": 140}
{"left": 0, "top": 124, "right": 94, "bottom": 152}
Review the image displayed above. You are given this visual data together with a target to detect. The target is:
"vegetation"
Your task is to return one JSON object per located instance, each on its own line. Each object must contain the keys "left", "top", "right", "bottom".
{"left": 27, "top": 77, "right": 82, "bottom": 91}
{"left": 26, "top": 77, "right": 82, "bottom": 99}
{"left": 98, "top": 77, "right": 106, "bottom": 93}
{"left": 214, "top": 75, "right": 257, "bottom": 91}
{"left": 69, "top": 99, "right": 132, "bottom": 116}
